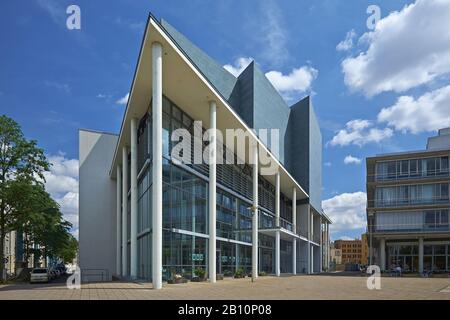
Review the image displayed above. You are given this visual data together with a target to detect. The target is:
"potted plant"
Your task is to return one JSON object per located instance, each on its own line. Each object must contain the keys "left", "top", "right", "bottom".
{"left": 167, "top": 273, "right": 188, "bottom": 284}
{"left": 258, "top": 271, "right": 267, "bottom": 277}
{"left": 216, "top": 273, "right": 224, "bottom": 281}
{"left": 191, "top": 268, "right": 206, "bottom": 282}
{"left": 234, "top": 267, "right": 246, "bottom": 279}
{"left": 223, "top": 270, "right": 233, "bottom": 277}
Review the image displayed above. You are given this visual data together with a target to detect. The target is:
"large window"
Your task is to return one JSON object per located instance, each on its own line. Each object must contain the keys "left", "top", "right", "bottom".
{"left": 162, "top": 164, "right": 207, "bottom": 234}
{"left": 162, "top": 231, "right": 207, "bottom": 280}
{"left": 375, "top": 183, "right": 450, "bottom": 207}
{"left": 424, "top": 210, "right": 449, "bottom": 230}
{"left": 423, "top": 244, "right": 449, "bottom": 272}
{"left": 375, "top": 156, "right": 449, "bottom": 181}
{"left": 375, "top": 210, "right": 449, "bottom": 232}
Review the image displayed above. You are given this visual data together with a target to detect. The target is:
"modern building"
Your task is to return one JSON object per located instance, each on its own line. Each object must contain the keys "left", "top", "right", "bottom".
{"left": 361, "top": 233, "right": 369, "bottom": 265}
{"left": 330, "top": 245, "right": 342, "bottom": 265}
{"left": 367, "top": 128, "right": 450, "bottom": 273}
{"left": 2, "top": 231, "right": 16, "bottom": 278}
{"left": 334, "top": 239, "right": 362, "bottom": 264}
{"left": 79, "top": 14, "right": 331, "bottom": 288}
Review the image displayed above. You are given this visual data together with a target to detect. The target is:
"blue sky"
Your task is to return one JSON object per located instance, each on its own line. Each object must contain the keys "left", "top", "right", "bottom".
{"left": 2, "top": 0, "right": 450, "bottom": 240}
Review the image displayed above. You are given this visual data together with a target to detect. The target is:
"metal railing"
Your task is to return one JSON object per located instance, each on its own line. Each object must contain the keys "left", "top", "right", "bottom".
{"left": 280, "top": 217, "right": 293, "bottom": 232}
{"left": 81, "top": 269, "right": 110, "bottom": 283}
{"left": 369, "top": 169, "right": 450, "bottom": 183}
{"left": 369, "top": 196, "right": 450, "bottom": 208}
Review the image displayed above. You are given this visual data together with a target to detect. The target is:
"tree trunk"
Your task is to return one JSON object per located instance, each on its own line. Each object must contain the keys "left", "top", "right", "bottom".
{"left": 0, "top": 233, "right": 5, "bottom": 281}
{"left": 0, "top": 207, "right": 5, "bottom": 281}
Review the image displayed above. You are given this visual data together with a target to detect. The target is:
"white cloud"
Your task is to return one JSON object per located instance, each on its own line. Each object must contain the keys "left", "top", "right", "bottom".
{"left": 43, "top": 152, "right": 79, "bottom": 237}
{"left": 336, "top": 29, "right": 356, "bottom": 51}
{"left": 223, "top": 58, "right": 318, "bottom": 99}
{"left": 324, "top": 162, "right": 332, "bottom": 167}
{"left": 116, "top": 93, "right": 129, "bottom": 105}
{"left": 378, "top": 84, "right": 450, "bottom": 134}
{"left": 36, "top": 0, "right": 65, "bottom": 25}
{"left": 44, "top": 81, "right": 71, "bottom": 93}
{"left": 337, "top": 236, "right": 355, "bottom": 241}
{"left": 329, "top": 119, "right": 393, "bottom": 147}
{"left": 223, "top": 57, "right": 253, "bottom": 77}
{"left": 259, "top": 0, "right": 288, "bottom": 67}
{"left": 265, "top": 66, "right": 318, "bottom": 95}
{"left": 344, "top": 155, "right": 362, "bottom": 165}
{"left": 322, "top": 192, "right": 367, "bottom": 232}
{"left": 342, "top": 0, "right": 450, "bottom": 97}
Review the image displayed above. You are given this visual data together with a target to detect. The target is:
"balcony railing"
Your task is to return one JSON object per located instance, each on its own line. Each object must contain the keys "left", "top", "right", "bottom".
{"left": 369, "top": 196, "right": 450, "bottom": 208}
{"left": 280, "top": 217, "right": 293, "bottom": 232}
{"left": 374, "top": 223, "right": 450, "bottom": 233}
{"left": 369, "top": 169, "right": 449, "bottom": 183}
{"left": 259, "top": 211, "right": 275, "bottom": 229}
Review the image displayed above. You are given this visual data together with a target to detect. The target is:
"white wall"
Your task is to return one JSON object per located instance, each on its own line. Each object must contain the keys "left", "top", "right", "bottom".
{"left": 79, "top": 130, "right": 118, "bottom": 282}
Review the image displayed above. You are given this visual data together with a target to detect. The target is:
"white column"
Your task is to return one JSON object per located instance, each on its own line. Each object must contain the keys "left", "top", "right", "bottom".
{"left": 292, "top": 239, "right": 297, "bottom": 275}
{"left": 121, "top": 147, "right": 128, "bottom": 277}
{"left": 130, "top": 118, "right": 138, "bottom": 279}
{"left": 319, "top": 220, "right": 323, "bottom": 272}
{"left": 275, "top": 172, "right": 280, "bottom": 277}
{"left": 116, "top": 165, "right": 122, "bottom": 276}
{"left": 379, "top": 238, "right": 386, "bottom": 272}
{"left": 275, "top": 172, "right": 280, "bottom": 227}
{"left": 310, "top": 245, "right": 314, "bottom": 274}
{"left": 275, "top": 231, "right": 280, "bottom": 276}
{"left": 307, "top": 207, "right": 311, "bottom": 274}
{"left": 418, "top": 237, "right": 424, "bottom": 273}
{"left": 152, "top": 41, "right": 163, "bottom": 290}
{"left": 251, "top": 144, "right": 258, "bottom": 281}
{"left": 292, "top": 188, "right": 297, "bottom": 234}
{"left": 208, "top": 100, "right": 217, "bottom": 283}
{"left": 326, "top": 222, "right": 329, "bottom": 270}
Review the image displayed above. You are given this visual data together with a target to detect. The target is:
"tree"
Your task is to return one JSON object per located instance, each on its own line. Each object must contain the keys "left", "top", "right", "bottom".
{"left": 0, "top": 115, "right": 49, "bottom": 280}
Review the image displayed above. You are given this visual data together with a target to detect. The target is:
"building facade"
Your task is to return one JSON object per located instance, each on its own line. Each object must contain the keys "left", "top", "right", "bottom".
{"left": 367, "top": 128, "right": 450, "bottom": 273}
{"left": 334, "top": 239, "right": 362, "bottom": 264}
{"left": 79, "top": 15, "right": 331, "bottom": 287}
{"left": 361, "top": 233, "right": 369, "bottom": 265}
{"left": 330, "top": 246, "right": 342, "bottom": 265}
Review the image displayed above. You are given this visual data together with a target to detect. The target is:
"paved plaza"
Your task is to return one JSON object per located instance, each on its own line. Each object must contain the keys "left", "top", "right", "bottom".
{"left": 1, "top": 274, "right": 449, "bottom": 300}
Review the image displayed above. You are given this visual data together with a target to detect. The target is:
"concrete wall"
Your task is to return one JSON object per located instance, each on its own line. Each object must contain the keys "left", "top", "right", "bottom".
{"left": 285, "top": 97, "right": 322, "bottom": 213}
{"left": 313, "top": 244, "right": 321, "bottom": 273}
{"left": 298, "top": 204, "right": 309, "bottom": 238}
{"left": 79, "top": 130, "right": 118, "bottom": 282}
{"left": 297, "top": 240, "right": 309, "bottom": 273}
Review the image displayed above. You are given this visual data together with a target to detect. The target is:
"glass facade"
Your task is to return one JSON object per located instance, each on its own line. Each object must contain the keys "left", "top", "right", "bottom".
{"left": 385, "top": 243, "right": 450, "bottom": 272}
{"left": 374, "top": 183, "right": 450, "bottom": 207}
{"left": 387, "top": 244, "right": 419, "bottom": 272}
{"left": 423, "top": 244, "right": 450, "bottom": 271}
{"left": 375, "top": 209, "right": 450, "bottom": 232}
{"left": 375, "top": 156, "right": 449, "bottom": 181}
{"left": 127, "top": 95, "right": 298, "bottom": 280}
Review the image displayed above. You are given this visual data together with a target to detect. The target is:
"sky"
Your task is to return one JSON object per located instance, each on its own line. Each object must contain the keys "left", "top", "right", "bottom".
{"left": 2, "top": 0, "right": 450, "bottom": 241}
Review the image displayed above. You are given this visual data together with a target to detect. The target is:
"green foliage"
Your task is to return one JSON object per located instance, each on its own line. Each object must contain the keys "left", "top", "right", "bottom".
{"left": 234, "top": 267, "right": 246, "bottom": 278}
{"left": 0, "top": 115, "right": 78, "bottom": 279}
{"left": 194, "top": 267, "right": 206, "bottom": 279}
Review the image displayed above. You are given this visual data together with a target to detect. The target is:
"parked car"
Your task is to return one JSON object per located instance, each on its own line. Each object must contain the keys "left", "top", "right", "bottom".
{"left": 30, "top": 268, "right": 50, "bottom": 283}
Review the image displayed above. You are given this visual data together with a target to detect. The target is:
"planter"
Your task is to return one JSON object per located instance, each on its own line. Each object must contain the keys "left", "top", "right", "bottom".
{"left": 191, "top": 276, "right": 206, "bottom": 282}
{"left": 216, "top": 274, "right": 224, "bottom": 281}
{"left": 167, "top": 278, "right": 188, "bottom": 284}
